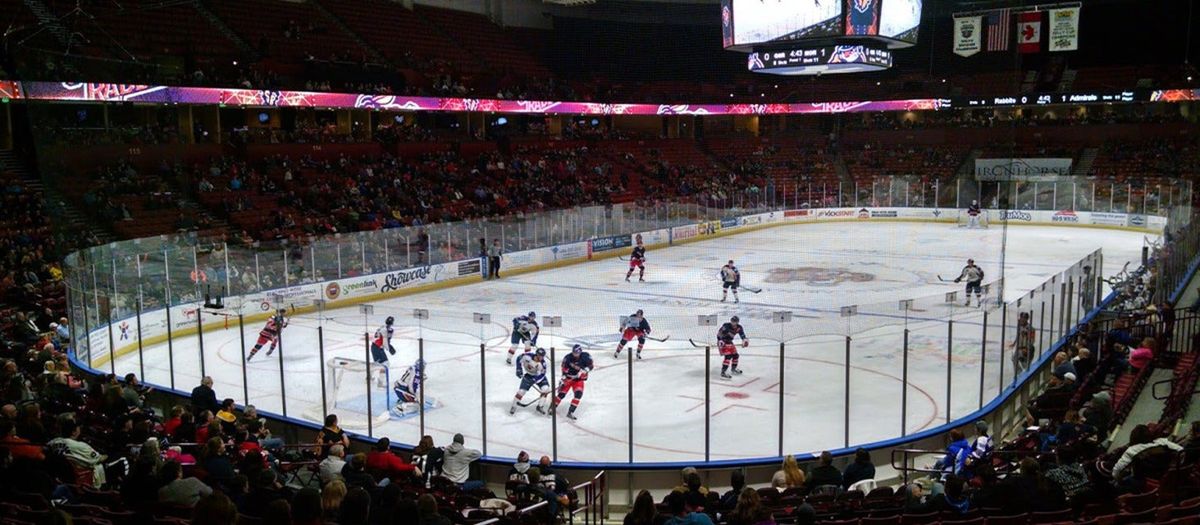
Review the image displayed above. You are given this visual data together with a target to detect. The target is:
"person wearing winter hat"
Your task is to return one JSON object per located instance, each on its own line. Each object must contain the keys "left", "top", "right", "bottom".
{"left": 966, "top": 420, "right": 993, "bottom": 474}
{"left": 1082, "top": 391, "right": 1112, "bottom": 434}
{"left": 508, "top": 451, "right": 532, "bottom": 485}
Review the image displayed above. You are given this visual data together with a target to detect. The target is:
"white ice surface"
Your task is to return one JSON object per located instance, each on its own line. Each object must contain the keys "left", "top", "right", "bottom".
{"left": 113, "top": 222, "right": 1148, "bottom": 464}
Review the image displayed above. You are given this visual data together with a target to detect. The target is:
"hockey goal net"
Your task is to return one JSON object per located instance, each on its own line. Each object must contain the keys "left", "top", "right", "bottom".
{"left": 957, "top": 209, "right": 989, "bottom": 229}
{"left": 301, "top": 357, "right": 393, "bottom": 430}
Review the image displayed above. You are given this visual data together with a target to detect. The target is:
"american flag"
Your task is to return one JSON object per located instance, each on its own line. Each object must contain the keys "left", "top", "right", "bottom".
{"left": 986, "top": 8, "right": 1011, "bottom": 51}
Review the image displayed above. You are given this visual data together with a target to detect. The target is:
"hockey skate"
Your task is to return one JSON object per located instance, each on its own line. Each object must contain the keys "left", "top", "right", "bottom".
{"left": 613, "top": 349, "right": 622, "bottom": 359}
{"left": 506, "top": 355, "right": 513, "bottom": 365}
{"left": 636, "top": 351, "right": 642, "bottom": 360}
{"left": 639, "top": 277, "right": 645, "bottom": 282}
{"left": 266, "top": 345, "right": 275, "bottom": 356}
{"left": 720, "top": 370, "right": 732, "bottom": 379}
{"left": 732, "top": 367, "right": 743, "bottom": 375}
{"left": 734, "top": 297, "right": 739, "bottom": 303}
{"left": 566, "top": 411, "right": 578, "bottom": 420}
{"left": 720, "top": 296, "right": 727, "bottom": 302}
{"left": 509, "top": 406, "right": 516, "bottom": 415}
{"left": 536, "top": 405, "right": 547, "bottom": 415}
{"left": 625, "top": 276, "right": 631, "bottom": 282}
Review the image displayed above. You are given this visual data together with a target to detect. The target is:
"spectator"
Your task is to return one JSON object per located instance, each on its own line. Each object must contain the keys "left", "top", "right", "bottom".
{"left": 366, "top": 437, "right": 420, "bottom": 480}
{"left": 0, "top": 419, "right": 43, "bottom": 461}
{"left": 262, "top": 500, "right": 291, "bottom": 525}
{"left": 200, "top": 437, "right": 236, "bottom": 487}
{"left": 935, "top": 429, "right": 971, "bottom": 479}
{"left": 409, "top": 435, "right": 443, "bottom": 485}
{"left": 1011, "top": 312, "right": 1034, "bottom": 376}
{"left": 191, "top": 376, "right": 219, "bottom": 415}
{"left": 1111, "top": 424, "right": 1183, "bottom": 483}
{"left": 663, "top": 490, "right": 714, "bottom": 525}
{"left": 292, "top": 488, "right": 322, "bottom": 525}
{"left": 47, "top": 419, "right": 108, "bottom": 486}
{"left": 841, "top": 449, "right": 875, "bottom": 489}
{"left": 442, "top": 433, "right": 483, "bottom": 491}
{"left": 508, "top": 450, "right": 532, "bottom": 484}
{"left": 340, "top": 487, "right": 372, "bottom": 525}
{"left": 1082, "top": 391, "right": 1112, "bottom": 433}
{"left": 719, "top": 470, "right": 745, "bottom": 511}
{"left": 315, "top": 414, "right": 350, "bottom": 456}
{"left": 1128, "top": 338, "right": 1154, "bottom": 372}
{"left": 157, "top": 460, "right": 212, "bottom": 507}
{"left": 340, "top": 453, "right": 376, "bottom": 491}
{"left": 216, "top": 398, "right": 238, "bottom": 434}
{"left": 417, "top": 493, "right": 451, "bottom": 525}
{"left": 625, "top": 489, "right": 659, "bottom": 525}
{"left": 727, "top": 487, "right": 773, "bottom": 525}
{"left": 966, "top": 421, "right": 993, "bottom": 473}
{"left": 1044, "top": 445, "right": 1090, "bottom": 501}
{"left": 775, "top": 454, "right": 805, "bottom": 489}
{"left": 807, "top": 451, "right": 842, "bottom": 492}
{"left": 243, "top": 470, "right": 291, "bottom": 517}
{"left": 1052, "top": 352, "right": 1075, "bottom": 378}
{"left": 321, "top": 480, "right": 347, "bottom": 522}
{"left": 192, "top": 492, "right": 238, "bottom": 525}
{"left": 1072, "top": 348, "right": 1096, "bottom": 381}
{"left": 925, "top": 475, "right": 971, "bottom": 514}
{"left": 318, "top": 443, "right": 347, "bottom": 485}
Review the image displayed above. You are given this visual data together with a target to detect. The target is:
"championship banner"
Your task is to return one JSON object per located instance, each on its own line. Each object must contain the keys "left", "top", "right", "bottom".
{"left": 1048, "top": 7, "right": 1079, "bottom": 52}
{"left": 953, "top": 16, "right": 983, "bottom": 57}
{"left": 1017, "top": 11, "right": 1042, "bottom": 54}
{"left": 975, "top": 158, "right": 1072, "bottom": 181}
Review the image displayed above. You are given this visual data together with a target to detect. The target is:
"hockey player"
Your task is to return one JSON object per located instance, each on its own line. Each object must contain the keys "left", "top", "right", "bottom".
{"left": 614, "top": 309, "right": 651, "bottom": 359}
{"left": 548, "top": 344, "right": 593, "bottom": 420}
{"left": 717, "top": 315, "right": 749, "bottom": 379}
{"left": 954, "top": 259, "right": 986, "bottom": 307}
{"left": 966, "top": 200, "right": 983, "bottom": 229}
{"left": 720, "top": 260, "right": 741, "bottom": 303}
{"left": 625, "top": 242, "right": 646, "bottom": 282}
{"left": 506, "top": 312, "right": 539, "bottom": 365}
{"left": 509, "top": 348, "right": 550, "bottom": 415}
{"left": 246, "top": 309, "right": 288, "bottom": 361}
{"left": 393, "top": 359, "right": 426, "bottom": 414}
{"left": 370, "top": 316, "right": 397, "bottom": 386}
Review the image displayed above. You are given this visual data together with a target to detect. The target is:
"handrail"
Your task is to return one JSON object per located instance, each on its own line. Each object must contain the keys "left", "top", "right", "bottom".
{"left": 468, "top": 470, "right": 606, "bottom": 525}
{"left": 1150, "top": 377, "right": 1200, "bottom": 401}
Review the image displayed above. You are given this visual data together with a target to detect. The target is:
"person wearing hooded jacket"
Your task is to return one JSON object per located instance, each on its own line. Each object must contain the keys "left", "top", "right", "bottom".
{"left": 936, "top": 429, "right": 972, "bottom": 479}
{"left": 443, "top": 433, "right": 484, "bottom": 491}
{"left": 508, "top": 451, "right": 532, "bottom": 484}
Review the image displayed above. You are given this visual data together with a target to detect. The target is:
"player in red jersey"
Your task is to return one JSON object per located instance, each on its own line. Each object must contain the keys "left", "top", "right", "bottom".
{"left": 246, "top": 309, "right": 288, "bottom": 361}
{"left": 547, "top": 344, "right": 594, "bottom": 420}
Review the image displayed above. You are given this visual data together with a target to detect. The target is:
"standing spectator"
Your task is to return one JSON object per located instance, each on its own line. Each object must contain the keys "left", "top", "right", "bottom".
{"left": 842, "top": 449, "right": 875, "bottom": 489}
{"left": 442, "top": 433, "right": 483, "bottom": 491}
{"left": 1011, "top": 312, "right": 1035, "bottom": 377}
{"left": 487, "top": 239, "right": 503, "bottom": 279}
{"left": 478, "top": 238, "right": 489, "bottom": 279}
{"left": 806, "top": 451, "right": 842, "bottom": 492}
{"left": 318, "top": 444, "right": 346, "bottom": 485}
{"left": 191, "top": 376, "right": 219, "bottom": 416}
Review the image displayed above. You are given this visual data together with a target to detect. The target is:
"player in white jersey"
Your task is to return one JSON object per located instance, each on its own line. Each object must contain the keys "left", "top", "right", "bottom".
{"left": 370, "top": 316, "right": 397, "bottom": 386}
{"left": 614, "top": 310, "right": 651, "bottom": 359}
{"left": 506, "top": 312, "right": 539, "bottom": 364}
{"left": 509, "top": 348, "right": 550, "bottom": 415}
{"left": 720, "top": 260, "right": 741, "bottom": 303}
{"left": 393, "top": 359, "right": 426, "bottom": 414}
{"left": 954, "top": 259, "right": 986, "bottom": 307}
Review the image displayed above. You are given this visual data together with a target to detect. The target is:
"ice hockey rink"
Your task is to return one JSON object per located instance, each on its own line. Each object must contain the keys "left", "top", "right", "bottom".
{"left": 111, "top": 222, "right": 1148, "bottom": 464}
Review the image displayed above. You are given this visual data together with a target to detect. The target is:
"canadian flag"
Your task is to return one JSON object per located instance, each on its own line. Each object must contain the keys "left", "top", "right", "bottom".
{"left": 1018, "top": 11, "right": 1043, "bottom": 53}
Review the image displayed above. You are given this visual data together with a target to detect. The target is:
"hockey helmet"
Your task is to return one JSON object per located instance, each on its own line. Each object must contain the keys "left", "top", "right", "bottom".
{"left": 535, "top": 348, "right": 547, "bottom": 358}
{"left": 528, "top": 311, "right": 537, "bottom": 318}
{"left": 730, "top": 315, "right": 740, "bottom": 323}
{"left": 275, "top": 308, "right": 287, "bottom": 317}
{"left": 728, "top": 260, "right": 735, "bottom": 265}
{"left": 967, "top": 258, "right": 975, "bottom": 264}
{"left": 635, "top": 309, "right": 644, "bottom": 316}
{"left": 414, "top": 358, "right": 425, "bottom": 369}
{"left": 385, "top": 316, "right": 395, "bottom": 325}
{"left": 571, "top": 344, "right": 583, "bottom": 354}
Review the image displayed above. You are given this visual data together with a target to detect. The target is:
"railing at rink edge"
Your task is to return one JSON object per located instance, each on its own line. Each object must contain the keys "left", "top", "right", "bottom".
{"left": 60, "top": 198, "right": 1185, "bottom": 470}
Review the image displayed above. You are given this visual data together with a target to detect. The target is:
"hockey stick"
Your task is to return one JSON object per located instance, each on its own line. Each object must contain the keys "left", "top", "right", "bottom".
{"left": 937, "top": 275, "right": 956, "bottom": 282}
{"left": 688, "top": 338, "right": 708, "bottom": 348}
{"left": 617, "top": 255, "right": 628, "bottom": 261}
{"left": 740, "top": 285, "right": 763, "bottom": 293}
{"left": 516, "top": 387, "right": 551, "bottom": 407}
{"left": 645, "top": 334, "right": 670, "bottom": 343}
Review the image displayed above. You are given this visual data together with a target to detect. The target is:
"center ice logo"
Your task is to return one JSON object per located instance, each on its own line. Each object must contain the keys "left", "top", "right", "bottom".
{"left": 764, "top": 267, "right": 874, "bottom": 287}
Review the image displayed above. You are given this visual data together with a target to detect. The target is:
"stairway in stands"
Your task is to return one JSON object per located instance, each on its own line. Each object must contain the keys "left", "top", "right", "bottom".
{"left": 0, "top": 149, "right": 114, "bottom": 245}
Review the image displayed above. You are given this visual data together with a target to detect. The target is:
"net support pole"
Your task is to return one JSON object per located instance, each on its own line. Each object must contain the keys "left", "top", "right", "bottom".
{"left": 901, "top": 329, "right": 909, "bottom": 436}
{"left": 318, "top": 325, "right": 327, "bottom": 422}
{"left": 240, "top": 315, "right": 249, "bottom": 406}
{"left": 844, "top": 336, "right": 851, "bottom": 448}
{"left": 135, "top": 300, "right": 144, "bottom": 380}
{"left": 197, "top": 308, "right": 205, "bottom": 378}
{"left": 365, "top": 333, "right": 372, "bottom": 436}
{"left": 979, "top": 311, "right": 988, "bottom": 409}
{"left": 551, "top": 345, "right": 558, "bottom": 463}
{"left": 627, "top": 345, "right": 634, "bottom": 463}
{"left": 165, "top": 306, "right": 175, "bottom": 390}
{"left": 778, "top": 342, "right": 784, "bottom": 458}
{"left": 704, "top": 344, "right": 711, "bottom": 462}
{"left": 277, "top": 320, "right": 287, "bottom": 418}
{"left": 418, "top": 337, "right": 426, "bottom": 438}
{"left": 480, "top": 342, "right": 487, "bottom": 457}
{"left": 946, "top": 320, "right": 953, "bottom": 424}
{"left": 999, "top": 302, "right": 1007, "bottom": 392}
